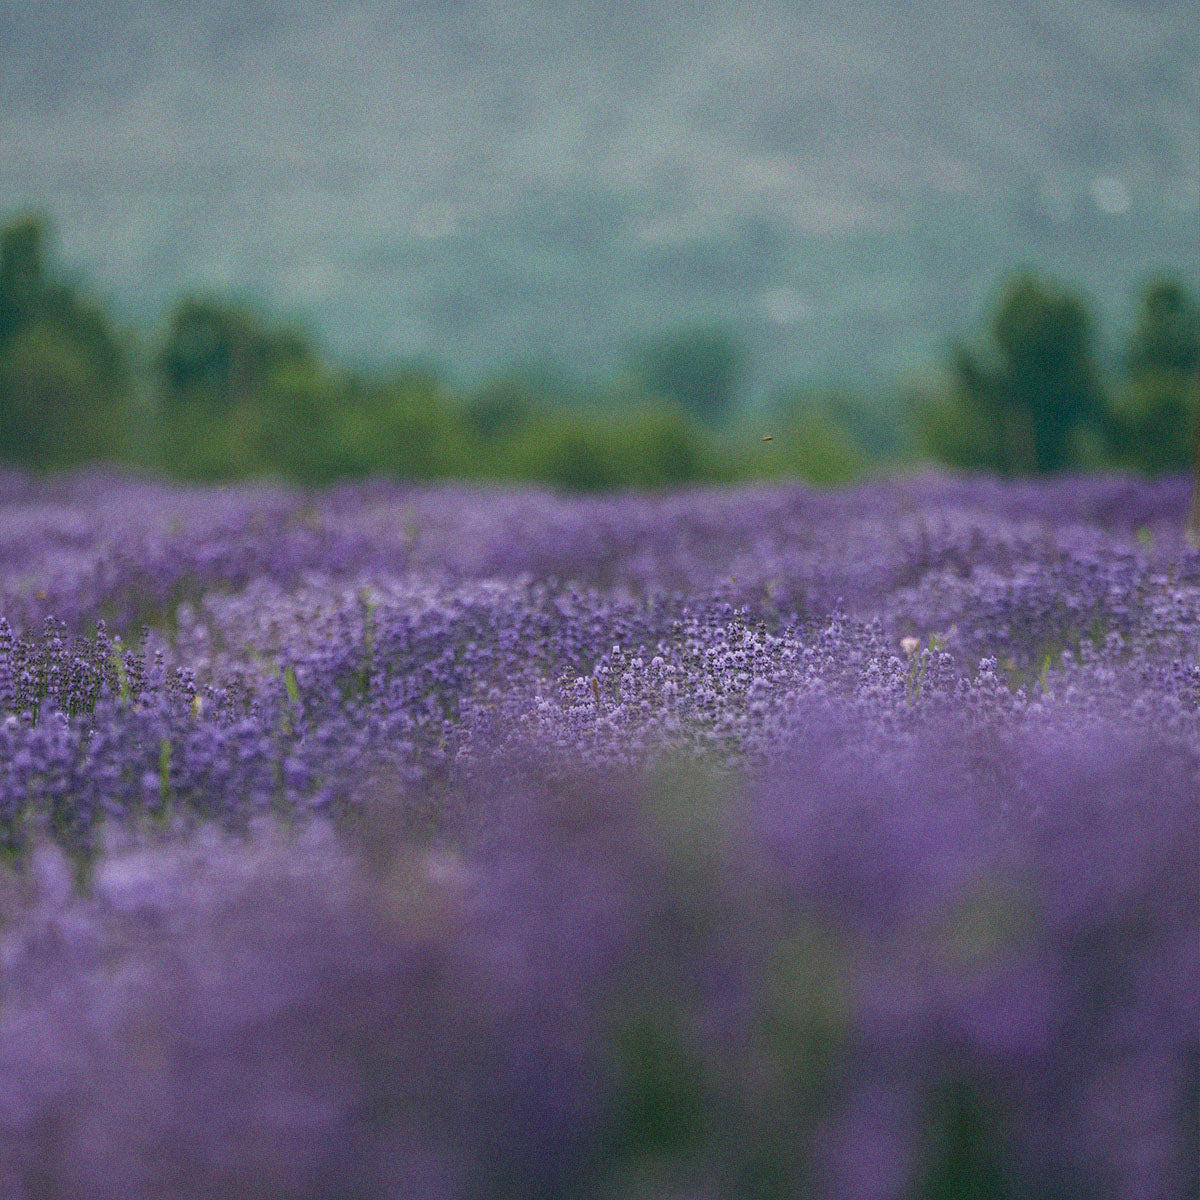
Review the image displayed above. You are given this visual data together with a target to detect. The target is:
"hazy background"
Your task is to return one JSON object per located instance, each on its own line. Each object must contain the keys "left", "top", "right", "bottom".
{"left": 3, "top": 0, "right": 1197, "bottom": 396}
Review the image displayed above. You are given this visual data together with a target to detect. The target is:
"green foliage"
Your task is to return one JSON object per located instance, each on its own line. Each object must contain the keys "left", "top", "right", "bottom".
{"left": 463, "top": 375, "right": 538, "bottom": 442}
{"left": 634, "top": 325, "right": 745, "bottom": 426}
{"left": 921, "top": 273, "right": 1200, "bottom": 479}
{"left": 358, "top": 373, "right": 471, "bottom": 481}
{"left": 254, "top": 365, "right": 350, "bottom": 484}
{"left": 0, "top": 241, "right": 928, "bottom": 489}
{"left": 923, "top": 274, "right": 1105, "bottom": 474}
{"left": 1127, "top": 278, "right": 1200, "bottom": 380}
{"left": 1106, "top": 371, "right": 1197, "bottom": 476}
{"left": 1104, "top": 279, "right": 1200, "bottom": 475}
{"left": 21, "top": 209, "right": 1200, "bottom": 491}
{"left": 0, "top": 321, "right": 116, "bottom": 466}
{"left": 915, "top": 272, "right": 1200, "bottom": 477}
{"left": 156, "top": 400, "right": 266, "bottom": 481}
{"left": 498, "top": 403, "right": 711, "bottom": 492}
{"left": 757, "top": 394, "right": 871, "bottom": 485}
{"left": 0, "top": 214, "right": 47, "bottom": 341}
{"left": 0, "top": 214, "right": 128, "bottom": 467}
{"left": 992, "top": 274, "right": 1102, "bottom": 472}
{"left": 915, "top": 366, "right": 1007, "bottom": 475}
{"left": 157, "top": 294, "right": 314, "bottom": 412}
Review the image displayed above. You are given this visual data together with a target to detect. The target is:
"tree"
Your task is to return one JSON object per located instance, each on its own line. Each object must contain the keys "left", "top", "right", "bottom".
{"left": 1127, "top": 279, "right": 1200, "bottom": 380}
{"left": 153, "top": 296, "right": 325, "bottom": 477}
{"left": 1106, "top": 279, "right": 1200, "bottom": 476}
{"left": 464, "top": 376, "right": 536, "bottom": 442}
{"left": 0, "top": 322, "right": 99, "bottom": 466}
{"left": 634, "top": 326, "right": 745, "bottom": 425}
{"left": 156, "top": 296, "right": 314, "bottom": 411}
{"left": 0, "top": 212, "right": 128, "bottom": 467}
{"left": 0, "top": 214, "right": 47, "bottom": 342}
{"left": 922, "top": 274, "right": 1104, "bottom": 475}
{"left": 990, "top": 274, "right": 1103, "bottom": 473}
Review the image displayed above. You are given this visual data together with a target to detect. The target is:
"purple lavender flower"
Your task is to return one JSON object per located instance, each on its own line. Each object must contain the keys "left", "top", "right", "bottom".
{"left": 0, "top": 469, "right": 1196, "bottom": 1196}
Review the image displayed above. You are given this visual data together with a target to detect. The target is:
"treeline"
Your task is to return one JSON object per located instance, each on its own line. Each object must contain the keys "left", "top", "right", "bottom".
{"left": 918, "top": 272, "right": 1200, "bottom": 476}
{"left": 0, "top": 211, "right": 1197, "bottom": 488}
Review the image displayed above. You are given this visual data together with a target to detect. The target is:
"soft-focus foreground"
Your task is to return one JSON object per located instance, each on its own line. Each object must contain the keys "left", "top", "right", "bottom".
{"left": 0, "top": 470, "right": 1197, "bottom": 1199}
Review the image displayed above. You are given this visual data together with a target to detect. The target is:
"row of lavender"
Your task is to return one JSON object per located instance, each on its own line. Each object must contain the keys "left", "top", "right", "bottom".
{"left": 2, "top": 470, "right": 1198, "bottom": 849}
{"left": 0, "top": 469, "right": 1196, "bottom": 1198}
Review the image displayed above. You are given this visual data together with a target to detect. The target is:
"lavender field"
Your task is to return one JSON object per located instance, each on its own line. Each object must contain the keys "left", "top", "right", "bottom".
{"left": 0, "top": 468, "right": 1197, "bottom": 1199}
